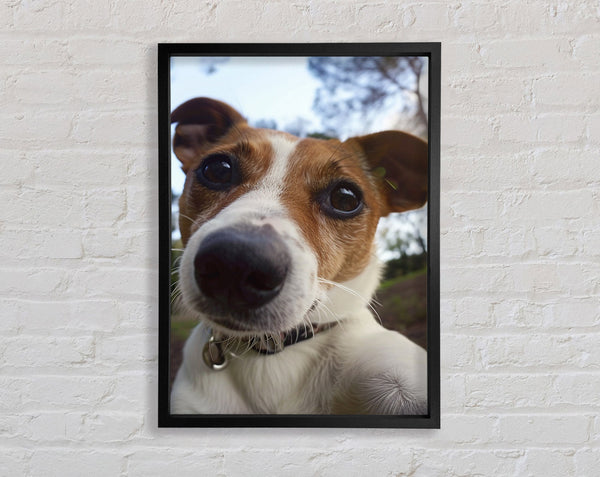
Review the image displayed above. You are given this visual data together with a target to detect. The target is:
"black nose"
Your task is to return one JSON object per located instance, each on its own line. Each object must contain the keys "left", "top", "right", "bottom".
{"left": 194, "top": 225, "right": 290, "bottom": 310}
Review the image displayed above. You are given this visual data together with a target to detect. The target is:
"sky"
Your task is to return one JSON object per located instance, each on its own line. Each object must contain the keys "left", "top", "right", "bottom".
{"left": 170, "top": 56, "right": 324, "bottom": 192}
{"left": 169, "top": 56, "right": 428, "bottom": 257}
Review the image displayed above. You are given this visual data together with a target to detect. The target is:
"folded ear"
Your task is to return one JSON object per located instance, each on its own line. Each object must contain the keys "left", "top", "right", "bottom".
{"left": 171, "top": 97, "right": 246, "bottom": 172}
{"left": 345, "top": 131, "right": 428, "bottom": 215}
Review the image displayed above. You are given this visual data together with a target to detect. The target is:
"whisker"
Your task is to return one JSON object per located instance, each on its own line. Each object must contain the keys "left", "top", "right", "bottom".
{"left": 317, "top": 277, "right": 383, "bottom": 325}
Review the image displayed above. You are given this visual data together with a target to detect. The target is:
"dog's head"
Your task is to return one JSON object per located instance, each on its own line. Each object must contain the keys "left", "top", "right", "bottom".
{"left": 172, "top": 97, "right": 427, "bottom": 336}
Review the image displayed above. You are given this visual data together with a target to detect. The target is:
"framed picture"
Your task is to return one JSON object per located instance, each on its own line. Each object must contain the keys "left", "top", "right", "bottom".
{"left": 158, "top": 43, "right": 440, "bottom": 428}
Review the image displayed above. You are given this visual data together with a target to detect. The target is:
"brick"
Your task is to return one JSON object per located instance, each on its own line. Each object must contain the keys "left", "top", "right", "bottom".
{"left": 69, "top": 268, "right": 157, "bottom": 299}
{"left": 67, "top": 39, "right": 147, "bottom": 66}
{"left": 477, "top": 334, "right": 600, "bottom": 370}
{"left": 0, "top": 39, "right": 70, "bottom": 65}
{"left": 94, "top": 334, "right": 157, "bottom": 368}
{"left": 441, "top": 334, "right": 477, "bottom": 370}
{"left": 0, "top": 150, "right": 34, "bottom": 184}
{"left": 11, "top": 70, "right": 78, "bottom": 105}
{"left": 573, "top": 34, "right": 600, "bottom": 68}
{"left": 516, "top": 191, "right": 595, "bottom": 221}
{"left": 481, "top": 226, "right": 536, "bottom": 258}
{"left": 401, "top": 3, "right": 455, "bottom": 32}
{"left": 0, "top": 229, "right": 82, "bottom": 260}
{"left": 498, "top": 415, "right": 590, "bottom": 444}
{"left": 465, "top": 374, "right": 554, "bottom": 409}
{"left": 480, "top": 38, "right": 574, "bottom": 69}
{"left": 0, "top": 375, "right": 115, "bottom": 412}
{"left": 116, "top": 301, "right": 156, "bottom": 331}
{"left": 466, "top": 372, "right": 600, "bottom": 409}
{"left": 543, "top": 300, "right": 600, "bottom": 328}
{"left": 496, "top": 113, "right": 586, "bottom": 143}
{"left": 29, "top": 450, "right": 122, "bottom": 477}
{"left": 127, "top": 449, "right": 222, "bottom": 477}
{"left": 0, "top": 187, "right": 85, "bottom": 227}
{"left": 63, "top": 2, "right": 112, "bottom": 29}
{"left": 492, "top": 300, "right": 545, "bottom": 328}
{"left": 65, "top": 411, "right": 143, "bottom": 442}
{"left": 107, "top": 372, "right": 154, "bottom": 411}
{"left": 446, "top": 192, "right": 504, "bottom": 222}
{"left": 534, "top": 73, "right": 600, "bottom": 107}
{"left": 0, "top": 268, "right": 66, "bottom": 296}
{"left": 442, "top": 116, "right": 494, "bottom": 148}
{"left": 356, "top": 3, "right": 402, "bottom": 34}
{"left": 0, "top": 448, "right": 30, "bottom": 476}
{"left": 442, "top": 42, "right": 485, "bottom": 75}
{"left": 75, "top": 69, "right": 149, "bottom": 106}
{"left": 496, "top": 2, "right": 549, "bottom": 34}
{"left": 588, "top": 113, "right": 600, "bottom": 143}
{"left": 108, "top": 0, "right": 170, "bottom": 32}
{"left": 530, "top": 148, "right": 600, "bottom": 186}
{"left": 4, "top": 299, "right": 119, "bottom": 333}
{"left": 436, "top": 415, "right": 500, "bottom": 445}
{"left": 84, "top": 188, "right": 127, "bottom": 226}
{"left": 452, "top": 296, "right": 494, "bottom": 328}
{"left": 446, "top": 75, "right": 532, "bottom": 114}
{"left": 11, "top": 0, "right": 67, "bottom": 31}
{"left": 442, "top": 373, "right": 466, "bottom": 410}
{"left": 223, "top": 448, "right": 414, "bottom": 477}
{"left": 82, "top": 228, "right": 134, "bottom": 259}
{"left": 440, "top": 265, "right": 512, "bottom": 294}
{"left": 1, "top": 336, "right": 94, "bottom": 368}
{"left": 163, "top": 1, "right": 219, "bottom": 32}
{"left": 27, "top": 150, "right": 133, "bottom": 186}
{"left": 554, "top": 374, "right": 600, "bottom": 407}
{"left": 442, "top": 152, "right": 535, "bottom": 191}
{"left": 125, "top": 186, "right": 157, "bottom": 225}
{"left": 412, "top": 449, "right": 521, "bottom": 476}
{"left": 575, "top": 448, "right": 600, "bottom": 476}
{"left": 71, "top": 111, "right": 154, "bottom": 146}
{"left": 545, "top": 2, "right": 600, "bottom": 34}
{"left": 522, "top": 449, "right": 576, "bottom": 476}
{"left": 0, "top": 110, "right": 74, "bottom": 145}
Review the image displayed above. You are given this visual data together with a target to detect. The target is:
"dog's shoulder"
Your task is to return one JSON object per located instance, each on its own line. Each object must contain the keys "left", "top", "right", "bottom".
{"left": 329, "top": 312, "right": 428, "bottom": 415}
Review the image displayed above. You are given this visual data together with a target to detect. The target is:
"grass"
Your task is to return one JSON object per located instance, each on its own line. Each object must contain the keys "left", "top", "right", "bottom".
{"left": 377, "top": 267, "right": 427, "bottom": 291}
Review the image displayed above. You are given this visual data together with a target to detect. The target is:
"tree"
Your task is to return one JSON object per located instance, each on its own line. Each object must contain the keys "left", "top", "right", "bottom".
{"left": 378, "top": 213, "right": 428, "bottom": 281}
{"left": 308, "top": 56, "right": 428, "bottom": 138}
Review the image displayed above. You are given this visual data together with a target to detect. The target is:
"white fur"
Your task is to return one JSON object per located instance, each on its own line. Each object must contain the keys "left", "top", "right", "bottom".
{"left": 171, "top": 132, "right": 428, "bottom": 415}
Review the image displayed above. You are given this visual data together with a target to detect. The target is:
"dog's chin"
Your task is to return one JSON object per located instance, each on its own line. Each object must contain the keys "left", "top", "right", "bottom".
{"left": 184, "top": 295, "right": 317, "bottom": 338}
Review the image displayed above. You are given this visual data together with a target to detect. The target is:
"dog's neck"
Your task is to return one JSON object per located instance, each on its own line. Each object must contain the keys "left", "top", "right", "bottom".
{"left": 202, "top": 321, "right": 338, "bottom": 370}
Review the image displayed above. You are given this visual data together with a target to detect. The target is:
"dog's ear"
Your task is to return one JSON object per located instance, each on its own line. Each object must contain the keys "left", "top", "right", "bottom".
{"left": 171, "top": 97, "right": 246, "bottom": 172}
{"left": 345, "top": 131, "right": 428, "bottom": 215}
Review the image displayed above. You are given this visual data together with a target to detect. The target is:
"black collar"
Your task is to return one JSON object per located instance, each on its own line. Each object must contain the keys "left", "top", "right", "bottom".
{"left": 202, "top": 322, "right": 338, "bottom": 370}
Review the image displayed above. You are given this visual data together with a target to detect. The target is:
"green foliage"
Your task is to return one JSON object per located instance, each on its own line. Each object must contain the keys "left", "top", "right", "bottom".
{"left": 383, "top": 252, "right": 427, "bottom": 282}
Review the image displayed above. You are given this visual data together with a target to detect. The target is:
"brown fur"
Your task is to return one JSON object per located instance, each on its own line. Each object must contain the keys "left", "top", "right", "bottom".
{"left": 172, "top": 98, "right": 428, "bottom": 285}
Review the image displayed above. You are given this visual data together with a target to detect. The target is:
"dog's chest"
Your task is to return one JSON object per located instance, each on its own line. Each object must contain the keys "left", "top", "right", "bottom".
{"left": 223, "top": 340, "right": 337, "bottom": 413}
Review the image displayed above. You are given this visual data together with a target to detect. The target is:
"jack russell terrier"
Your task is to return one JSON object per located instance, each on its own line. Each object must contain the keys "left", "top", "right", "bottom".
{"left": 170, "top": 97, "right": 428, "bottom": 415}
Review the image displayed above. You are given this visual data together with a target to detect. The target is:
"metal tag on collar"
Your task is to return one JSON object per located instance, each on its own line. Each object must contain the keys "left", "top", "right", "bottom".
{"left": 202, "top": 335, "right": 229, "bottom": 371}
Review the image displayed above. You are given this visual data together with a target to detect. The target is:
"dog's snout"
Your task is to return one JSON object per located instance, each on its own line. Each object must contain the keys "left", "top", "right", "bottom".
{"left": 194, "top": 225, "right": 290, "bottom": 310}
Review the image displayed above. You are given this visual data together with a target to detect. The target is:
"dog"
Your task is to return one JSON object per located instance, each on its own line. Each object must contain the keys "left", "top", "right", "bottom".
{"left": 170, "top": 97, "right": 428, "bottom": 415}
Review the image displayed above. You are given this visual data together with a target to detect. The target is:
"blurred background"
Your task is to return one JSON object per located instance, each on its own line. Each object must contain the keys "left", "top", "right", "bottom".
{"left": 169, "top": 56, "right": 429, "bottom": 381}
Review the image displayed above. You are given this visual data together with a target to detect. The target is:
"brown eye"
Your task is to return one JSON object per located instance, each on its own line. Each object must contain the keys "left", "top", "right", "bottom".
{"left": 196, "top": 153, "right": 239, "bottom": 190}
{"left": 319, "top": 181, "right": 364, "bottom": 219}
{"left": 331, "top": 184, "right": 360, "bottom": 212}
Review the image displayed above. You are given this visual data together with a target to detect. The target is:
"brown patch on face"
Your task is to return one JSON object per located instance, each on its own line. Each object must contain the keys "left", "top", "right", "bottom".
{"left": 178, "top": 126, "right": 275, "bottom": 245}
{"left": 281, "top": 138, "right": 385, "bottom": 283}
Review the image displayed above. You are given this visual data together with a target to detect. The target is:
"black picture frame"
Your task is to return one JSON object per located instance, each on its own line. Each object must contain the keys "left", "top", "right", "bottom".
{"left": 158, "top": 43, "right": 440, "bottom": 428}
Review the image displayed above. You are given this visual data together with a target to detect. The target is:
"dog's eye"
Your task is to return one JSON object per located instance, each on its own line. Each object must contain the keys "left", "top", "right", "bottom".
{"left": 196, "top": 154, "right": 239, "bottom": 190}
{"left": 320, "top": 181, "right": 364, "bottom": 219}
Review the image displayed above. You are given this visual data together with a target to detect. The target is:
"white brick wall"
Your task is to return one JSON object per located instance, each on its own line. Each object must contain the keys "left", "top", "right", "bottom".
{"left": 1, "top": 0, "right": 598, "bottom": 475}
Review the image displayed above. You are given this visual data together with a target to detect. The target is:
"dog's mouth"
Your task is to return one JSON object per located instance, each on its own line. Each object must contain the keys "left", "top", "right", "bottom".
{"left": 187, "top": 298, "right": 320, "bottom": 337}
